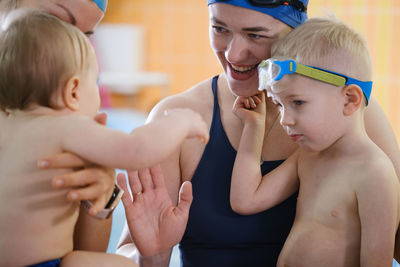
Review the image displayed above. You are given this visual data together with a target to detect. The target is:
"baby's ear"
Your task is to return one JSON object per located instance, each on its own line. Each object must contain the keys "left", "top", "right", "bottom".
{"left": 62, "top": 76, "right": 81, "bottom": 111}
{"left": 342, "top": 84, "right": 363, "bottom": 116}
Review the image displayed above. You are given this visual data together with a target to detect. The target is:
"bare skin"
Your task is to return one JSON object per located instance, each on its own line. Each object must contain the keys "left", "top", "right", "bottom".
{"left": 117, "top": 4, "right": 400, "bottom": 266}
{"left": 0, "top": 80, "right": 206, "bottom": 266}
{"left": 0, "top": 0, "right": 111, "bottom": 252}
{"left": 230, "top": 74, "right": 400, "bottom": 266}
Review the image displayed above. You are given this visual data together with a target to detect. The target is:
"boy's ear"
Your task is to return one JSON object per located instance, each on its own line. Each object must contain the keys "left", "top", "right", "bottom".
{"left": 342, "top": 84, "right": 363, "bottom": 116}
{"left": 62, "top": 76, "right": 81, "bottom": 111}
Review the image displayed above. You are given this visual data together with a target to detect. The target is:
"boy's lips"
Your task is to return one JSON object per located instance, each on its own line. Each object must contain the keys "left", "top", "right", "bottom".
{"left": 228, "top": 63, "right": 258, "bottom": 81}
{"left": 289, "top": 134, "right": 303, "bottom": 142}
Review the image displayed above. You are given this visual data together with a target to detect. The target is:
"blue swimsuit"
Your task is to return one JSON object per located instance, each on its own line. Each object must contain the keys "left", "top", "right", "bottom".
{"left": 179, "top": 76, "right": 298, "bottom": 267}
{"left": 27, "top": 259, "right": 61, "bottom": 267}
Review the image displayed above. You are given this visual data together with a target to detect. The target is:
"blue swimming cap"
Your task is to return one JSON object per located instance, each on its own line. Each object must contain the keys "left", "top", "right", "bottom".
{"left": 93, "top": 0, "right": 107, "bottom": 13}
{"left": 207, "top": 0, "right": 308, "bottom": 28}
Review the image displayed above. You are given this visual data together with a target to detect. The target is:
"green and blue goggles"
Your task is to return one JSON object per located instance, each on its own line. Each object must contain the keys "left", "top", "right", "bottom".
{"left": 258, "top": 59, "right": 373, "bottom": 105}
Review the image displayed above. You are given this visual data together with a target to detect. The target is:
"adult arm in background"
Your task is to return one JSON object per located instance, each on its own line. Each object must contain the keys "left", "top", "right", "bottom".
{"left": 364, "top": 98, "right": 400, "bottom": 262}
{"left": 365, "top": 98, "right": 400, "bottom": 178}
{"left": 38, "top": 113, "right": 114, "bottom": 251}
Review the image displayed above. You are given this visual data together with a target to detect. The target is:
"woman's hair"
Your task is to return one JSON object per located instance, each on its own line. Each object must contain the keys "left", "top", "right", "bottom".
{"left": 0, "top": 8, "right": 95, "bottom": 110}
{"left": 271, "top": 17, "right": 372, "bottom": 82}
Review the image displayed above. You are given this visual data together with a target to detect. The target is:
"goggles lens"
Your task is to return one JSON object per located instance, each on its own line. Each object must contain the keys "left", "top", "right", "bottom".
{"left": 258, "top": 59, "right": 373, "bottom": 105}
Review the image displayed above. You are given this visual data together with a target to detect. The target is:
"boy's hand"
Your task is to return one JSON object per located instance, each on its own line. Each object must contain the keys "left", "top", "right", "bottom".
{"left": 233, "top": 91, "right": 266, "bottom": 124}
{"left": 117, "top": 165, "right": 192, "bottom": 256}
{"left": 165, "top": 108, "right": 209, "bottom": 144}
{"left": 37, "top": 112, "right": 115, "bottom": 216}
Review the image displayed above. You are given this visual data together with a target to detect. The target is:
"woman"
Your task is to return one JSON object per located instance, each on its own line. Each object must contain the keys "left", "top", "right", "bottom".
{"left": 117, "top": 1, "right": 400, "bottom": 266}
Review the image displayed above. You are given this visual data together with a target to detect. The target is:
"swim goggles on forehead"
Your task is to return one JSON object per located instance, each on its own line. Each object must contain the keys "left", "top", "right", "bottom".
{"left": 258, "top": 59, "right": 373, "bottom": 105}
{"left": 216, "top": 0, "right": 307, "bottom": 12}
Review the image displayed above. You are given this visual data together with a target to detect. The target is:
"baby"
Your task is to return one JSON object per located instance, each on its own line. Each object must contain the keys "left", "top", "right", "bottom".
{"left": 0, "top": 9, "right": 208, "bottom": 266}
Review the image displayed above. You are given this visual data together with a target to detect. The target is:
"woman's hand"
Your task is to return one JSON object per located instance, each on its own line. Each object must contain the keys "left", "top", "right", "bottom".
{"left": 37, "top": 113, "right": 115, "bottom": 215}
{"left": 232, "top": 91, "right": 266, "bottom": 125}
{"left": 117, "top": 165, "right": 193, "bottom": 257}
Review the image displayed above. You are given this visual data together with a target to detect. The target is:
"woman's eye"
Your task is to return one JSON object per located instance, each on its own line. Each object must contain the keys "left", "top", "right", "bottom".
{"left": 212, "top": 26, "right": 227, "bottom": 33}
{"left": 293, "top": 100, "right": 304, "bottom": 106}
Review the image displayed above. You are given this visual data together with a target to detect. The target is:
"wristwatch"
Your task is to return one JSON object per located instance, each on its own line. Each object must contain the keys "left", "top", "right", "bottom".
{"left": 81, "top": 184, "right": 124, "bottom": 219}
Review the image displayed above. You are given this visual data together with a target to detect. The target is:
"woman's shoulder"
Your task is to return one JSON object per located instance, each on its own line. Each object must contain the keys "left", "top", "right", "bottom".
{"left": 148, "top": 77, "right": 216, "bottom": 120}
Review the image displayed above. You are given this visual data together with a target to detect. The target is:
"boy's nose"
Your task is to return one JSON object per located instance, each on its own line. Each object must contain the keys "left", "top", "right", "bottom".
{"left": 280, "top": 109, "right": 295, "bottom": 126}
{"left": 225, "top": 34, "right": 249, "bottom": 64}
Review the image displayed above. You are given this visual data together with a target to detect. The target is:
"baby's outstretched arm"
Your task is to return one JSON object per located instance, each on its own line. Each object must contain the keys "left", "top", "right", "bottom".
{"left": 230, "top": 92, "right": 299, "bottom": 215}
{"left": 61, "top": 108, "right": 208, "bottom": 171}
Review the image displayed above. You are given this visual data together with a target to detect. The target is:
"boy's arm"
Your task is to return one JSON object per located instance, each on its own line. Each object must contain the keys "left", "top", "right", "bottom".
{"left": 231, "top": 93, "right": 299, "bottom": 215}
{"left": 231, "top": 131, "right": 299, "bottom": 215}
{"left": 357, "top": 164, "right": 398, "bottom": 267}
{"left": 61, "top": 110, "right": 208, "bottom": 171}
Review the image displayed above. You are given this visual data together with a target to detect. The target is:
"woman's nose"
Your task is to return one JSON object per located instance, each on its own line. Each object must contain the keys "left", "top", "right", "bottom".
{"left": 225, "top": 34, "right": 249, "bottom": 64}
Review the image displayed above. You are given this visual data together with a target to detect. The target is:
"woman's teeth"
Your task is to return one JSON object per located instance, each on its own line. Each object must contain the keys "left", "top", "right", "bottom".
{"left": 231, "top": 64, "right": 258, "bottom": 73}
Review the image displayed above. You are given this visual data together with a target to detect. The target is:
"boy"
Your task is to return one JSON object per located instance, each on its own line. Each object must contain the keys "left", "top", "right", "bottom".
{"left": 0, "top": 9, "right": 208, "bottom": 266}
{"left": 230, "top": 17, "right": 400, "bottom": 266}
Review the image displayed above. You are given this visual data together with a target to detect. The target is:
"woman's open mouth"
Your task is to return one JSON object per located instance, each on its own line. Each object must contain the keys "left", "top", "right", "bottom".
{"left": 228, "top": 63, "right": 259, "bottom": 80}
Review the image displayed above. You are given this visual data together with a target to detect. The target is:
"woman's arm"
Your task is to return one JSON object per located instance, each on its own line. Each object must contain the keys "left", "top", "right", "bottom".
{"left": 364, "top": 97, "right": 400, "bottom": 179}
{"left": 357, "top": 162, "right": 398, "bottom": 267}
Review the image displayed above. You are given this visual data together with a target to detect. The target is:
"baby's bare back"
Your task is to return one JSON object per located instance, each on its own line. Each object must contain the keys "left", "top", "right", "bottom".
{"left": 0, "top": 113, "right": 80, "bottom": 266}
{"left": 277, "top": 150, "right": 398, "bottom": 267}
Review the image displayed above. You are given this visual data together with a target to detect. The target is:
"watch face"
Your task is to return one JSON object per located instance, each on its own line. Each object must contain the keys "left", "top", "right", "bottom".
{"left": 105, "top": 187, "right": 120, "bottom": 209}
{"left": 82, "top": 184, "right": 124, "bottom": 219}
{"left": 106, "top": 184, "right": 124, "bottom": 210}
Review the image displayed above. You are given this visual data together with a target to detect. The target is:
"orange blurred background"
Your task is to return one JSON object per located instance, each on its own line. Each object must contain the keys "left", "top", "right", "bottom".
{"left": 101, "top": 0, "right": 400, "bottom": 143}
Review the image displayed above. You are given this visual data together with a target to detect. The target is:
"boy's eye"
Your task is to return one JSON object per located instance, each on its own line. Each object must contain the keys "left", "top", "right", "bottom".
{"left": 293, "top": 100, "right": 304, "bottom": 106}
{"left": 248, "top": 33, "right": 262, "bottom": 39}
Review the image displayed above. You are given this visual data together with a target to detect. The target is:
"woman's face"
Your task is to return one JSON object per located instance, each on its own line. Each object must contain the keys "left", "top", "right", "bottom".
{"left": 19, "top": 0, "right": 104, "bottom": 36}
{"left": 209, "top": 3, "right": 291, "bottom": 97}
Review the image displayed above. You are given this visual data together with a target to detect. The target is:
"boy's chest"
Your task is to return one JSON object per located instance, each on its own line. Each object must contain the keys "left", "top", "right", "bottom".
{"left": 296, "top": 157, "right": 361, "bottom": 228}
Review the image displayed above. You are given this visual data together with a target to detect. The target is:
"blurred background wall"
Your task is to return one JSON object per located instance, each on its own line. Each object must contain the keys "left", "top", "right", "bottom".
{"left": 99, "top": 0, "right": 400, "bottom": 142}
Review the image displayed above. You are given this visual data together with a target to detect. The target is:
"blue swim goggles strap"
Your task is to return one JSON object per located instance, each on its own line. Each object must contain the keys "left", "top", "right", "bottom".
{"left": 93, "top": 0, "right": 108, "bottom": 12}
{"left": 258, "top": 59, "right": 373, "bottom": 105}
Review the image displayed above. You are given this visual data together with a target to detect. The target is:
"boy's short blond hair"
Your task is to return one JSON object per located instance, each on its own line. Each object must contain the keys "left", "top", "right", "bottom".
{"left": 0, "top": 0, "right": 18, "bottom": 13}
{"left": 271, "top": 17, "right": 372, "bottom": 83}
{"left": 0, "top": 8, "right": 95, "bottom": 110}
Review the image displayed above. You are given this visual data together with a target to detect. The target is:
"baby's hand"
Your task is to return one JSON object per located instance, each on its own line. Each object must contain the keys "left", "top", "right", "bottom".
{"left": 233, "top": 92, "right": 266, "bottom": 124}
{"left": 165, "top": 108, "right": 209, "bottom": 144}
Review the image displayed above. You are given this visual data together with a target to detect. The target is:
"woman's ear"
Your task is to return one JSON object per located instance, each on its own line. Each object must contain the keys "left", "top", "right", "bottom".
{"left": 342, "top": 84, "right": 363, "bottom": 116}
{"left": 62, "top": 76, "right": 81, "bottom": 111}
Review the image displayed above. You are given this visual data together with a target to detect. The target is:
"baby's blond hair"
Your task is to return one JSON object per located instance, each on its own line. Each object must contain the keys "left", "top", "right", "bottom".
{"left": 0, "top": 8, "right": 95, "bottom": 110}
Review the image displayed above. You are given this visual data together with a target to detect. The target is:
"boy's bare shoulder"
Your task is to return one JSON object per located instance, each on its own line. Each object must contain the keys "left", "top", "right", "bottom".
{"left": 353, "top": 145, "right": 398, "bottom": 191}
